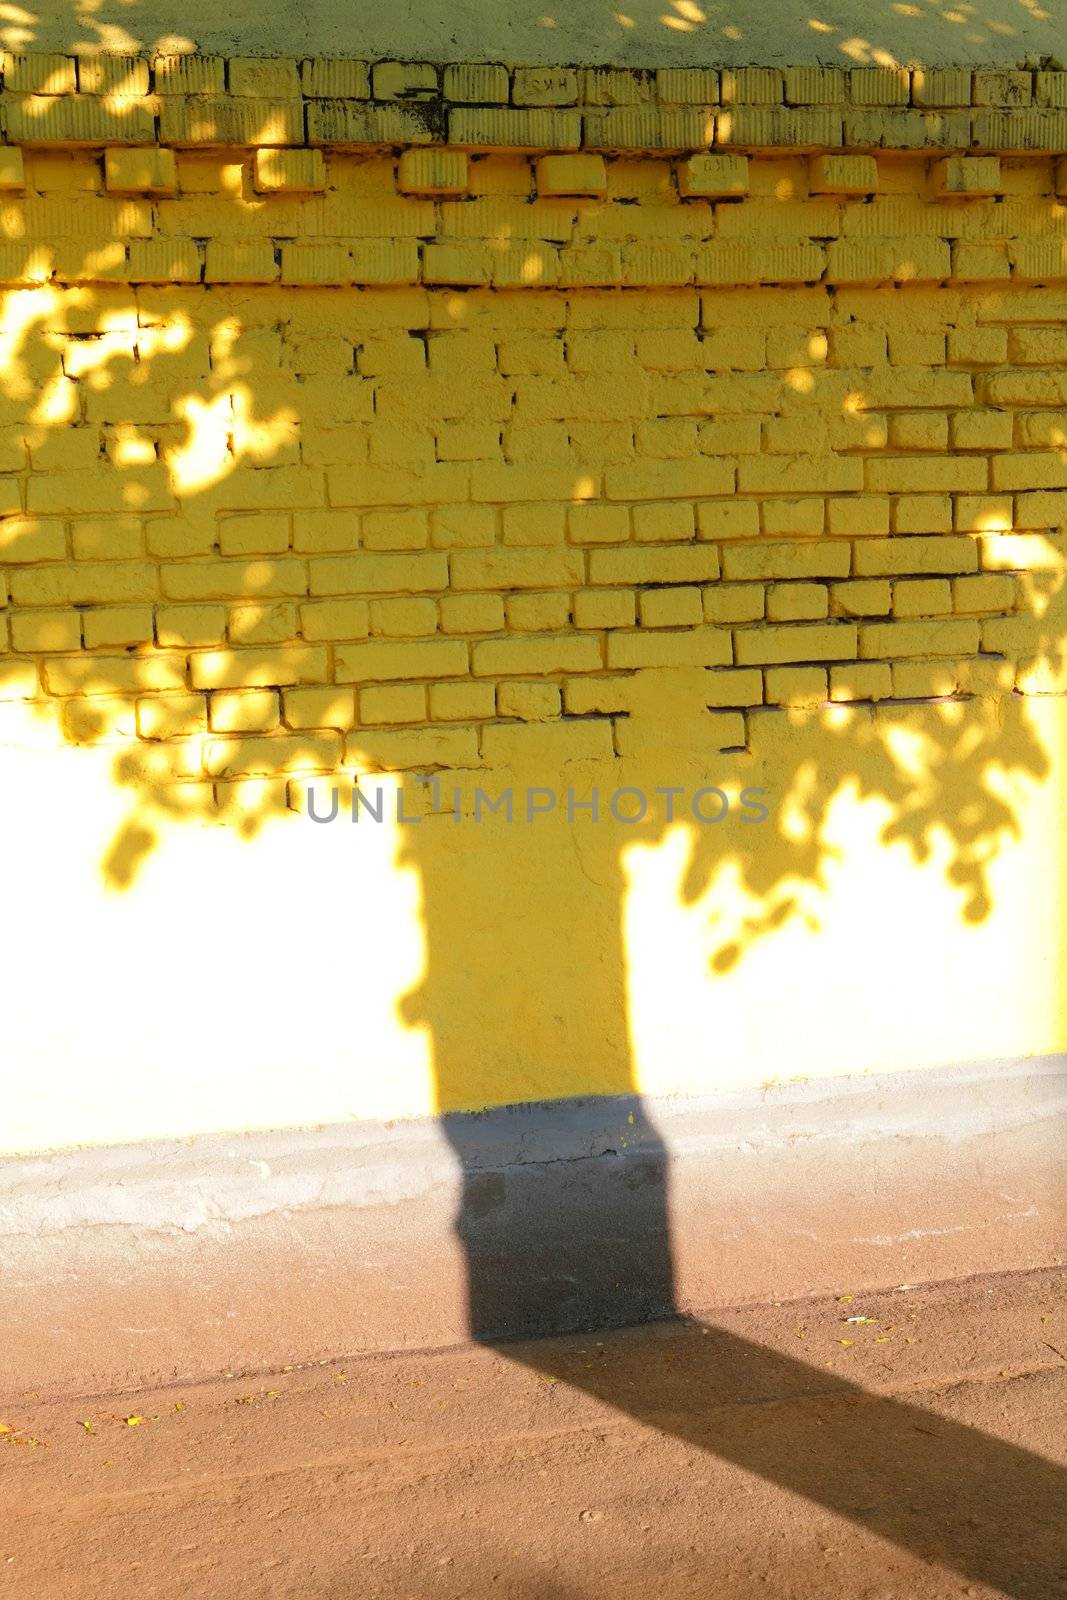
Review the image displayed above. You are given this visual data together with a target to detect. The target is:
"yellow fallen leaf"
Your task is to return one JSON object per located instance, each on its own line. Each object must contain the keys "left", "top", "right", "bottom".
{"left": 0, "top": 1424, "right": 12, "bottom": 1435}
{"left": 837, "top": 1338, "right": 853, "bottom": 1346}
{"left": 836, "top": 1294, "right": 853, "bottom": 1304}
{"left": 78, "top": 1420, "right": 95, "bottom": 1434}
{"left": 875, "top": 1336, "right": 891, "bottom": 1344}
{"left": 125, "top": 1415, "right": 146, "bottom": 1427}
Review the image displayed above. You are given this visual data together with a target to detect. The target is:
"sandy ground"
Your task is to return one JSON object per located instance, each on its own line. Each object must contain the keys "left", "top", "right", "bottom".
{"left": 2, "top": 1268, "right": 1064, "bottom": 1599}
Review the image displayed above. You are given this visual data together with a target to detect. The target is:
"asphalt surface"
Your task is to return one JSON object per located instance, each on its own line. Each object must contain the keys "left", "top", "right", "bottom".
{"left": 3, "top": 1268, "right": 1065, "bottom": 1598}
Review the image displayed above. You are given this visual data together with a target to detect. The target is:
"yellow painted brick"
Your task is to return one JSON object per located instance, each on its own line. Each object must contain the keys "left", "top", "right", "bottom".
{"left": 438, "top": 594, "right": 506, "bottom": 633}
{"left": 704, "top": 667, "right": 763, "bottom": 705}
{"left": 952, "top": 242, "right": 1011, "bottom": 282}
{"left": 912, "top": 69, "right": 971, "bottom": 108}
{"left": 205, "top": 732, "right": 342, "bottom": 778}
{"left": 190, "top": 646, "right": 328, "bottom": 690}
{"left": 536, "top": 154, "right": 607, "bottom": 197}
{"left": 43, "top": 653, "right": 186, "bottom": 697}
{"left": 283, "top": 686, "right": 357, "bottom": 730}
{"left": 584, "top": 68, "right": 652, "bottom": 107}
{"left": 308, "top": 101, "right": 436, "bottom": 145}
{"left": 829, "top": 662, "right": 893, "bottom": 702}
{"left": 702, "top": 585, "right": 763, "bottom": 623}
{"left": 104, "top": 148, "right": 177, "bottom": 195}
{"left": 442, "top": 64, "right": 509, "bottom": 103}
{"left": 891, "top": 660, "right": 962, "bottom": 698}
{"left": 893, "top": 496, "right": 954, "bottom": 535}
{"left": 892, "top": 578, "right": 953, "bottom": 617}
{"left": 160, "top": 95, "right": 303, "bottom": 146}
{"left": 472, "top": 635, "right": 598, "bottom": 676}
{"left": 784, "top": 68, "right": 846, "bottom": 106}
{"left": 449, "top": 108, "right": 582, "bottom": 151}
{"left": 606, "top": 629, "right": 731, "bottom": 669}
{"left": 299, "top": 600, "right": 371, "bottom": 641}
{"left": 229, "top": 58, "right": 300, "bottom": 98}
{"left": 764, "top": 666, "right": 827, "bottom": 707}
{"left": 226, "top": 602, "right": 296, "bottom": 646}
{"left": 218, "top": 515, "right": 290, "bottom": 556}
{"left": 825, "top": 239, "right": 951, "bottom": 285}
{"left": 335, "top": 638, "right": 467, "bottom": 682}
{"left": 59, "top": 696, "right": 139, "bottom": 744}
{"left": 512, "top": 68, "right": 579, "bottom": 107}
{"left": 951, "top": 412, "right": 1014, "bottom": 452}
{"left": 632, "top": 501, "right": 697, "bottom": 542}
{"left": 849, "top": 68, "right": 910, "bottom": 106}
{"left": 854, "top": 537, "right": 977, "bottom": 576}
{"left": 497, "top": 682, "right": 562, "bottom": 721}
{"left": 639, "top": 588, "right": 703, "bottom": 628}
{"left": 859, "top": 619, "right": 979, "bottom": 658}
{"left": 429, "top": 681, "right": 496, "bottom": 720}
{"left": 69, "top": 518, "right": 141, "bottom": 562}
{"left": 832, "top": 580, "right": 892, "bottom": 617}
{"left": 422, "top": 243, "right": 493, "bottom": 286}
{"left": 952, "top": 574, "right": 1016, "bottom": 613}
{"left": 735, "top": 622, "right": 857, "bottom": 665}
{"left": 656, "top": 69, "right": 719, "bottom": 104}
{"left": 721, "top": 69, "right": 782, "bottom": 105}
{"left": 0, "top": 517, "right": 66, "bottom": 563}
{"left": 677, "top": 154, "right": 748, "bottom": 198}
{"left": 309, "top": 552, "right": 447, "bottom": 595}
{"left": 931, "top": 157, "right": 1001, "bottom": 197}
{"left": 4, "top": 52, "right": 76, "bottom": 93}
{"left": 505, "top": 593, "right": 571, "bottom": 632}
{"left": 136, "top": 693, "right": 208, "bottom": 739}
{"left": 887, "top": 413, "right": 949, "bottom": 452}
{"left": 696, "top": 502, "right": 760, "bottom": 541}
{"left": 205, "top": 242, "right": 278, "bottom": 284}
{"left": 973, "top": 71, "right": 1032, "bottom": 108}
{"left": 76, "top": 55, "right": 150, "bottom": 95}
{"left": 760, "top": 498, "right": 825, "bottom": 537}
{"left": 563, "top": 676, "right": 630, "bottom": 715}
{"left": 82, "top": 606, "right": 154, "bottom": 648}
{"left": 766, "top": 583, "right": 829, "bottom": 622}
{"left": 360, "top": 683, "right": 428, "bottom": 725}
{"left": 373, "top": 61, "right": 437, "bottom": 99}
{"left": 809, "top": 155, "right": 878, "bottom": 195}
{"left": 369, "top": 598, "right": 437, "bottom": 637}
{"left": 0, "top": 659, "right": 41, "bottom": 700}
{"left": 723, "top": 542, "right": 849, "bottom": 581}
{"left": 127, "top": 241, "right": 202, "bottom": 283}
{"left": 573, "top": 589, "right": 636, "bottom": 629}
{"left": 827, "top": 498, "right": 891, "bottom": 538}
{"left": 715, "top": 107, "right": 842, "bottom": 150}
{"left": 397, "top": 149, "right": 468, "bottom": 196}
{"left": 589, "top": 547, "right": 719, "bottom": 586}
{"left": 161, "top": 560, "right": 305, "bottom": 601}
{"left": 153, "top": 54, "right": 224, "bottom": 94}
{"left": 346, "top": 727, "right": 479, "bottom": 771}
{"left": 0, "top": 148, "right": 26, "bottom": 190}
{"left": 11, "top": 609, "right": 81, "bottom": 652}
{"left": 156, "top": 605, "right": 227, "bottom": 647}
{"left": 300, "top": 60, "right": 370, "bottom": 98}
{"left": 253, "top": 149, "right": 326, "bottom": 193}
{"left": 209, "top": 689, "right": 280, "bottom": 733}
{"left": 584, "top": 108, "right": 713, "bottom": 153}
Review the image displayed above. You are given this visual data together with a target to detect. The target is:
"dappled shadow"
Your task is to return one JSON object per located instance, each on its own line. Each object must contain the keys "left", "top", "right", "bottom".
{"left": 10, "top": 1, "right": 1063, "bottom": 72}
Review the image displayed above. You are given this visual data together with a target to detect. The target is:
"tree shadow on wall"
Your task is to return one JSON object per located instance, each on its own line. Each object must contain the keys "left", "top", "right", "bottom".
{"left": 1, "top": 198, "right": 1066, "bottom": 1593}
{"left": 397, "top": 675, "right": 1067, "bottom": 1599}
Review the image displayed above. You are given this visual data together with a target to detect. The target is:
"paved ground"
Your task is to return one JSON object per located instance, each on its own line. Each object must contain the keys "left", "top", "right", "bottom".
{"left": 2, "top": 1268, "right": 1064, "bottom": 1599}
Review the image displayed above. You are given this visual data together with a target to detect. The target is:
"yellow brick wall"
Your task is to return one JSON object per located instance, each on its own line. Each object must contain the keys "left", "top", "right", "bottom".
{"left": 1, "top": 55, "right": 1065, "bottom": 1146}
{"left": 2, "top": 142, "right": 1064, "bottom": 806}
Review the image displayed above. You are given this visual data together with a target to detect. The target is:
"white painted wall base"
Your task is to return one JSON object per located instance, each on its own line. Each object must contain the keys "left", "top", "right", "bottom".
{"left": 2, "top": 1058, "right": 1063, "bottom": 1400}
